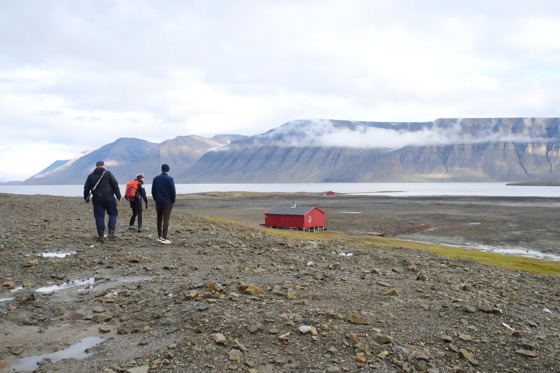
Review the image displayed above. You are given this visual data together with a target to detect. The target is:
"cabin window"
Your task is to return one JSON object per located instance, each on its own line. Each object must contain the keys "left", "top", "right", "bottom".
{"left": 308, "top": 216, "right": 312, "bottom": 222}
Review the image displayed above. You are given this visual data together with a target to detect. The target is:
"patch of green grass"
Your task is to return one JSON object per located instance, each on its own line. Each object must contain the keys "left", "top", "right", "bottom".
{"left": 202, "top": 216, "right": 560, "bottom": 276}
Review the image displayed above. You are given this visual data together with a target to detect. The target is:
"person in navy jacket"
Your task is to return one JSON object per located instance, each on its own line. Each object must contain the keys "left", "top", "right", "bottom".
{"left": 83, "top": 160, "right": 121, "bottom": 242}
{"left": 151, "top": 164, "right": 176, "bottom": 244}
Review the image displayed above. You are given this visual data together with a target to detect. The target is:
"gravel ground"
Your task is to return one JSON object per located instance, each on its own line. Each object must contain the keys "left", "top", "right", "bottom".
{"left": 182, "top": 193, "right": 560, "bottom": 258}
{"left": 1, "top": 193, "right": 559, "bottom": 373}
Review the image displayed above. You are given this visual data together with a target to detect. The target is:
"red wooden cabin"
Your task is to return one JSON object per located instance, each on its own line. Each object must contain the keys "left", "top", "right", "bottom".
{"left": 264, "top": 203, "right": 326, "bottom": 232}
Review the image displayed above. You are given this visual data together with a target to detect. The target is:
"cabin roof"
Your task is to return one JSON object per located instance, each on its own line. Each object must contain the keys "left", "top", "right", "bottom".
{"left": 265, "top": 205, "right": 323, "bottom": 216}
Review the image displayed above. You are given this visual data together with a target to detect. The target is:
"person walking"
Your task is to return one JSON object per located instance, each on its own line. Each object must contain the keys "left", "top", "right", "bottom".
{"left": 151, "top": 164, "right": 176, "bottom": 244}
{"left": 83, "top": 160, "right": 121, "bottom": 242}
{"left": 126, "top": 174, "right": 149, "bottom": 232}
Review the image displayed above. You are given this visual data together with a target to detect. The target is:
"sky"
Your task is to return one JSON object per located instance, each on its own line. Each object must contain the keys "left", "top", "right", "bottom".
{"left": 1, "top": 0, "right": 560, "bottom": 182}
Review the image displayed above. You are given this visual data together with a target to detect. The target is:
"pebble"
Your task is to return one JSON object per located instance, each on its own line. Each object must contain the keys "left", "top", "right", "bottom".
{"left": 458, "top": 333, "right": 474, "bottom": 342}
{"left": 382, "top": 288, "right": 398, "bottom": 296}
{"left": 125, "top": 367, "right": 149, "bottom": 373}
{"left": 515, "top": 349, "right": 539, "bottom": 358}
{"left": 2, "top": 280, "right": 15, "bottom": 288}
{"left": 249, "top": 323, "right": 263, "bottom": 333}
{"left": 228, "top": 349, "right": 243, "bottom": 361}
{"left": 458, "top": 348, "right": 479, "bottom": 366}
{"left": 373, "top": 333, "right": 393, "bottom": 344}
{"left": 348, "top": 333, "right": 360, "bottom": 346}
{"left": 478, "top": 302, "right": 502, "bottom": 314}
{"left": 9, "top": 345, "right": 25, "bottom": 356}
{"left": 416, "top": 360, "right": 429, "bottom": 371}
{"left": 286, "top": 289, "right": 297, "bottom": 299}
{"left": 239, "top": 283, "right": 261, "bottom": 296}
{"left": 346, "top": 313, "right": 369, "bottom": 325}
{"left": 212, "top": 333, "right": 226, "bottom": 344}
{"left": 354, "top": 356, "right": 366, "bottom": 363}
{"left": 415, "top": 271, "right": 427, "bottom": 281}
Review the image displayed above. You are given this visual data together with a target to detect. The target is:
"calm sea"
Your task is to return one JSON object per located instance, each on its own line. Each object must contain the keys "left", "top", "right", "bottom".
{"left": 0, "top": 182, "right": 559, "bottom": 197}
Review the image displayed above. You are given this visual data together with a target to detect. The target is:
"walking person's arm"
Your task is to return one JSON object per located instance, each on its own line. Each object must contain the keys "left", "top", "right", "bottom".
{"left": 170, "top": 177, "right": 176, "bottom": 205}
{"left": 83, "top": 176, "right": 92, "bottom": 203}
{"left": 108, "top": 172, "right": 122, "bottom": 201}
{"left": 140, "top": 185, "right": 149, "bottom": 209}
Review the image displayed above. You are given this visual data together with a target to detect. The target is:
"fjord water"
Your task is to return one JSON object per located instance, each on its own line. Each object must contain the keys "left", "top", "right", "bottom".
{"left": 1, "top": 182, "right": 560, "bottom": 197}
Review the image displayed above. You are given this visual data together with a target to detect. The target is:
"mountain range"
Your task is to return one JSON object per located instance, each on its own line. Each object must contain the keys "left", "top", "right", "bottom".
{"left": 22, "top": 117, "right": 560, "bottom": 184}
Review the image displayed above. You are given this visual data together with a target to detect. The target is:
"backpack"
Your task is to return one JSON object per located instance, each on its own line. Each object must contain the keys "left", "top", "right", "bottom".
{"left": 124, "top": 180, "right": 141, "bottom": 201}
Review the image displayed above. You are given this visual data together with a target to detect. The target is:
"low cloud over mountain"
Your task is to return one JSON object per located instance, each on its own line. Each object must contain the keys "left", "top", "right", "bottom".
{"left": 22, "top": 117, "right": 560, "bottom": 184}
{"left": 242, "top": 118, "right": 555, "bottom": 149}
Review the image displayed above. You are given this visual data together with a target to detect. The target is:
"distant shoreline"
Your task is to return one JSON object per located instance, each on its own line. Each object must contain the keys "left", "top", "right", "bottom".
{"left": 3, "top": 182, "right": 560, "bottom": 198}
{"left": 506, "top": 181, "right": 560, "bottom": 186}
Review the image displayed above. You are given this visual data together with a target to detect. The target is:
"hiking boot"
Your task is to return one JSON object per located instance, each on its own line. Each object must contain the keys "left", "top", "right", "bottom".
{"left": 137, "top": 225, "right": 142, "bottom": 233}
{"left": 97, "top": 230, "right": 105, "bottom": 243}
{"left": 128, "top": 226, "right": 135, "bottom": 231}
{"left": 108, "top": 227, "right": 116, "bottom": 240}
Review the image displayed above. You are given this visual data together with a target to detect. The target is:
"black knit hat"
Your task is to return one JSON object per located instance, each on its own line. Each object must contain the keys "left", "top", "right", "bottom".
{"left": 136, "top": 174, "right": 144, "bottom": 180}
{"left": 161, "top": 164, "right": 170, "bottom": 172}
{"left": 96, "top": 160, "right": 104, "bottom": 167}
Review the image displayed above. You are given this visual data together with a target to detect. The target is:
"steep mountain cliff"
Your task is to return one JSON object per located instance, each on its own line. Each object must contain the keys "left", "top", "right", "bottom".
{"left": 184, "top": 118, "right": 560, "bottom": 182}
{"left": 23, "top": 118, "right": 560, "bottom": 184}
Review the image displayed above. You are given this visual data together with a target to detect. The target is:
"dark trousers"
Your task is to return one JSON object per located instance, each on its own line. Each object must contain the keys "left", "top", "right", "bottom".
{"left": 92, "top": 197, "right": 118, "bottom": 232}
{"left": 129, "top": 199, "right": 143, "bottom": 228}
{"left": 156, "top": 204, "right": 173, "bottom": 239}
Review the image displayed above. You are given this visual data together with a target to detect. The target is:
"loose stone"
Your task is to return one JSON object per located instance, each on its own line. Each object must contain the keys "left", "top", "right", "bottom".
{"left": 346, "top": 314, "right": 369, "bottom": 325}
{"left": 458, "top": 348, "right": 479, "bottom": 366}
{"left": 212, "top": 333, "right": 227, "bottom": 344}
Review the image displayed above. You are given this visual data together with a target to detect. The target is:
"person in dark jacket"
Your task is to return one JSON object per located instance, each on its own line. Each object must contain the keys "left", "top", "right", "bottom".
{"left": 83, "top": 161, "right": 121, "bottom": 242}
{"left": 127, "top": 174, "right": 149, "bottom": 232}
{"left": 151, "top": 163, "right": 176, "bottom": 244}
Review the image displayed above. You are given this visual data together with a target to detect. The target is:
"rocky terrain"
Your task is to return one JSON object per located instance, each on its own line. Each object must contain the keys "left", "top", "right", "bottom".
{"left": 1, "top": 193, "right": 559, "bottom": 373}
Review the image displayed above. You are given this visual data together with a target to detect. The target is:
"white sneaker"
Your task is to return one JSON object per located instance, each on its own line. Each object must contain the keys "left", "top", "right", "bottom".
{"left": 157, "top": 237, "right": 164, "bottom": 242}
{"left": 160, "top": 238, "right": 172, "bottom": 244}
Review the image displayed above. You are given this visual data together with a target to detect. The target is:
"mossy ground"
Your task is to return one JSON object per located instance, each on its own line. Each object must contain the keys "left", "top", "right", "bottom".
{"left": 205, "top": 215, "right": 560, "bottom": 276}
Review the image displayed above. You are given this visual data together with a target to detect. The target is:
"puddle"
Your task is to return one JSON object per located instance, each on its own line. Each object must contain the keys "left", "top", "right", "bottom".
{"left": 25, "top": 251, "right": 77, "bottom": 258}
{"left": 404, "top": 239, "right": 560, "bottom": 261}
{"left": 36, "top": 278, "right": 97, "bottom": 294}
{"left": 39, "top": 252, "right": 76, "bottom": 258}
{"left": 35, "top": 276, "right": 152, "bottom": 294}
{"left": 10, "top": 336, "right": 104, "bottom": 371}
{"left": 338, "top": 252, "right": 354, "bottom": 257}
{"left": 480, "top": 246, "right": 560, "bottom": 261}
{"left": 339, "top": 211, "right": 363, "bottom": 214}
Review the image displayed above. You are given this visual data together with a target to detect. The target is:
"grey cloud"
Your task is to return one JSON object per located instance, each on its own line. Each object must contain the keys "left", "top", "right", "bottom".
{"left": 251, "top": 119, "right": 552, "bottom": 150}
{"left": 2, "top": 0, "right": 560, "bottom": 181}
